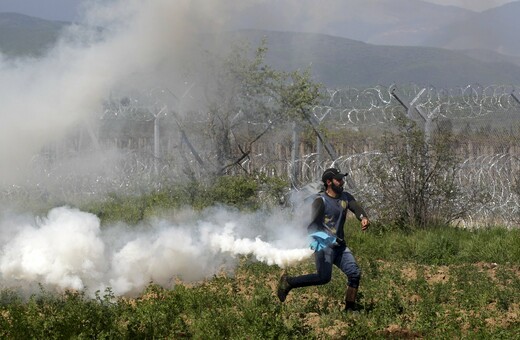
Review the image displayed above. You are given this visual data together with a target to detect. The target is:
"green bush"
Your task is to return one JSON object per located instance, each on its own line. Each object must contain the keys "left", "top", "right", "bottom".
{"left": 203, "top": 175, "right": 259, "bottom": 209}
{"left": 82, "top": 175, "right": 289, "bottom": 224}
{"left": 363, "top": 114, "right": 488, "bottom": 229}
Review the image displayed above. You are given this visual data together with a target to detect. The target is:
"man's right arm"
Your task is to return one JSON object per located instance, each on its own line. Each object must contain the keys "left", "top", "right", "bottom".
{"left": 307, "top": 197, "right": 325, "bottom": 233}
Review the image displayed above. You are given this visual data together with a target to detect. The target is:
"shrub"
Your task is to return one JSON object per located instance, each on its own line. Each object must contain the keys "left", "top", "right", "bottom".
{"left": 82, "top": 175, "right": 289, "bottom": 224}
{"left": 363, "top": 114, "right": 487, "bottom": 229}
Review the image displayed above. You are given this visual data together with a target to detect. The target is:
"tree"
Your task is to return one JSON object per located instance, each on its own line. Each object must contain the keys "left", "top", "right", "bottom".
{"left": 193, "top": 39, "right": 322, "bottom": 174}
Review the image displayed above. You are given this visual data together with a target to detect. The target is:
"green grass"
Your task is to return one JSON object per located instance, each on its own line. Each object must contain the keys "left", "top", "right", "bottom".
{"left": 1, "top": 179, "right": 519, "bottom": 338}
{"left": 352, "top": 221, "right": 520, "bottom": 265}
{"left": 1, "top": 221, "right": 518, "bottom": 339}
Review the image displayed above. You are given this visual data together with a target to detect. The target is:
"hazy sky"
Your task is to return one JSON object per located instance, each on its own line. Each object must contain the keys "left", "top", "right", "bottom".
{"left": 425, "top": 0, "right": 514, "bottom": 11}
{"left": 0, "top": 0, "right": 517, "bottom": 21}
{"left": 0, "top": 0, "right": 86, "bottom": 21}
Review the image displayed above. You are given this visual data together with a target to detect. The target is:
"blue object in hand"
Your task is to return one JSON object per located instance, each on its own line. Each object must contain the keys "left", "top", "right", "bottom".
{"left": 308, "top": 231, "right": 337, "bottom": 252}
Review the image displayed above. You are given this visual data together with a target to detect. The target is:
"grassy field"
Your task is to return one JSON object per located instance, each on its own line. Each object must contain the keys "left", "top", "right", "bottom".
{"left": 1, "top": 219, "right": 518, "bottom": 339}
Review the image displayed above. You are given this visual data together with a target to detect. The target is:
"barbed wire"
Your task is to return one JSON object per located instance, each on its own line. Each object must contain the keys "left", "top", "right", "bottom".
{"left": 102, "top": 84, "right": 520, "bottom": 126}
{"left": 281, "top": 151, "right": 520, "bottom": 227}
{"left": 2, "top": 84, "right": 519, "bottom": 227}
{"left": 1, "top": 148, "right": 518, "bottom": 226}
{"left": 312, "top": 84, "right": 520, "bottom": 126}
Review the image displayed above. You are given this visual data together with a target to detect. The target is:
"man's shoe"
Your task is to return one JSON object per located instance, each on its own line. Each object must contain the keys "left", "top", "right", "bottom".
{"left": 344, "top": 301, "right": 362, "bottom": 314}
{"left": 277, "top": 273, "right": 292, "bottom": 302}
{"left": 344, "top": 286, "right": 360, "bottom": 313}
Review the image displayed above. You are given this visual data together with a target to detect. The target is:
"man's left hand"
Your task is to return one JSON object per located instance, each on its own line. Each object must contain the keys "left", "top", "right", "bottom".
{"left": 361, "top": 217, "right": 370, "bottom": 231}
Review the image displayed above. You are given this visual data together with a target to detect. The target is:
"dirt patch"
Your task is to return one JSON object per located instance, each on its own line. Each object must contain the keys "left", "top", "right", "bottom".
{"left": 303, "top": 313, "right": 321, "bottom": 328}
{"left": 1, "top": 310, "right": 12, "bottom": 325}
{"left": 409, "top": 294, "right": 422, "bottom": 303}
{"left": 474, "top": 262, "right": 499, "bottom": 281}
{"left": 301, "top": 313, "right": 351, "bottom": 339}
{"left": 484, "top": 302, "right": 520, "bottom": 329}
{"left": 303, "top": 312, "right": 321, "bottom": 328}
{"left": 324, "top": 320, "right": 351, "bottom": 339}
{"left": 401, "top": 266, "right": 417, "bottom": 280}
{"left": 425, "top": 266, "right": 449, "bottom": 284}
{"left": 379, "top": 324, "right": 423, "bottom": 339}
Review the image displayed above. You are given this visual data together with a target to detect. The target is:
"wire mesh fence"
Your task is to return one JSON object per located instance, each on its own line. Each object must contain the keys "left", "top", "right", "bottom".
{"left": 2, "top": 84, "right": 519, "bottom": 226}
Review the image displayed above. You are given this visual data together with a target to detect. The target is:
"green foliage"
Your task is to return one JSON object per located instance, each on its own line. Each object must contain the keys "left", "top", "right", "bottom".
{"left": 201, "top": 175, "right": 259, "bottom": 210}
{"left": 82, "top": 190, "right": 181, "bottom": 225}
{"left": 196, "top": 38, "right": 322, "bottom": 173}
{"left": 279, "top": 69, "right": 323, "bottom": 121}
{"left": 201, "top": 174, "right": 289, "bottom": 210}
{"left": 0, "top": 287, "right": 121, "bottom": 339}
{"left": 82, "top": 175, "right": 289, "bottom": 224}
{"left": 415, "top": 232, "right": 461, "bottom": 265}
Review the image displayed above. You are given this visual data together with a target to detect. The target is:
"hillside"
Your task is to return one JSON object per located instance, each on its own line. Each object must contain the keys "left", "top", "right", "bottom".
{"left": 0, "top": 12, "right": 68, "bottom": 57}
{"left": 3, "top": 13, "right": 520, "bottom": 88}
{"left": 461, "top": 48, "right": 520, "bottom": 68}
{"left": 224, "top": 30, "right": 520, "bottom": 88}
{"left": 426, "top": 1, "right": 520, "bottom": 57}
{"left": 227, "top": 0, "right": 520, "bottom": 58}
{"left": 226, "top": 0, "right": 474, "bottom": 48}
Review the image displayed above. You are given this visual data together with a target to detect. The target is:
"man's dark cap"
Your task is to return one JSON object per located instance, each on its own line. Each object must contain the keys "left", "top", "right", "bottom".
{"left": 322, "top": 168, "right": 348, "bottom": 183}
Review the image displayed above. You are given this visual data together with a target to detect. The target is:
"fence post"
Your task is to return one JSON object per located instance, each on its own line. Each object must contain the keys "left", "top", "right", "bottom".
{"left": 291, "top": 121, "right": 300, "bottom": 186}
{"left": 311, "top": 110, "right": 330, "bottom": 176}
{"left": 305, "top": 112, "right": 338, "bottom": 160}
{"left": 391, "top": 87, "right": 434, "bottom": 142}
{"left": 317, "top": 136, "right": 322, "bottom": 167}
{"left": 154, "top": 116, "right": 160, "bottom": 176}
{"left": 511, "top": 88, "right": 520, "bottom": 105}
{"left": 152, "top": 105, "right": 167, "bottom": 176}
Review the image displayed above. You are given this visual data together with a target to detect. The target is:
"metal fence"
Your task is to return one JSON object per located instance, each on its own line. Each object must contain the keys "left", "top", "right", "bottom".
{"left": 283, "top": 84, "right": 520, "bottom": 226}
{"left": 2, "top": 84, "right": 519, "bottom": 226}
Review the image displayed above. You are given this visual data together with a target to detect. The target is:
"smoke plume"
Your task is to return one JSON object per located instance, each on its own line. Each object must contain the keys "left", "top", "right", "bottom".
{"left": 0, "top": 206, "right": 311, "bottom": 297}
{"left": 0, "top": 0, "right": 235, "bottom": 185}
{"left": 0, "top": 1, "right": 318, "bottom": 296}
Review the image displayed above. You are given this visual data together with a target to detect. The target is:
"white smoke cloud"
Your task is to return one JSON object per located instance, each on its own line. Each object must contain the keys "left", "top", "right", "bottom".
{"left": 0, "top": 207, "right": 106, "bottom": 292}
{"left": 0, "top": 0, "right": 318, "bottom": 297}
{"left": 0, "top": 0, "right": 231, "bottom": 185}
{"left": 209, "top": 228, "right": 312, "bottom": 267}
{"left": 0, "top": 206, "right": 312, "bottom": 297}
